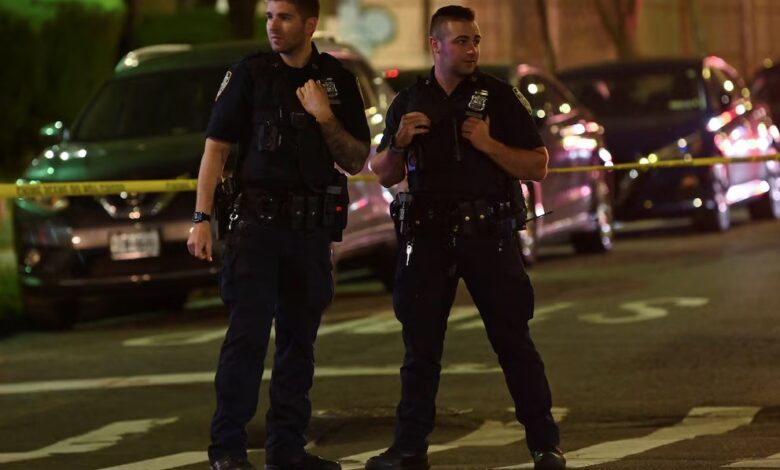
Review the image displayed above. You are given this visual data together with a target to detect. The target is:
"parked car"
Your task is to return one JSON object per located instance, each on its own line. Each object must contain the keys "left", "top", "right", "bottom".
{"left": 751, "top": 61, "right": 780, "bottom": 127}
{"left": 559, "top": 57, "right": 780, "bottom": 231}
{"left": 380, "top": 64, "right": 615, "bottom": 264}
{"left": 14, "top": 37, "right": 397, "bottom": 328}
{"left": 383, "top": 64, "right": 513, "bottom": 93}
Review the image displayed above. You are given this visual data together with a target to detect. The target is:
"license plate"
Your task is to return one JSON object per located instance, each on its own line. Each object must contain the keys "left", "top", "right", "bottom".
{"left": 109, "top": 229, "right": 161, "bottom": 260}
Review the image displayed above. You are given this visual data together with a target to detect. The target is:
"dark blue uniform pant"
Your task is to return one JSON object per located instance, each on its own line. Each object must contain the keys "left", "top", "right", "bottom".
{"left": 208, "top": 224, "right": 334, "bottom": 464}
{"left": 392, "top": 233, "right": 559, "bottom": 454}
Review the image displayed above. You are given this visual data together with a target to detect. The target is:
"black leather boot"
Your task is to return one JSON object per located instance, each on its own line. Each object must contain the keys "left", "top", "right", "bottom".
{"left": 265, "top": 452, "right": 341, "bottom": 470}
{"left": 210, "top": 456, "right": 257, "bottom": 470}
{"left": 365, "top": 447, "right": 430, "bottom": 470}
{"left": 532, "top": 448, "right": 566, "bottom": 470}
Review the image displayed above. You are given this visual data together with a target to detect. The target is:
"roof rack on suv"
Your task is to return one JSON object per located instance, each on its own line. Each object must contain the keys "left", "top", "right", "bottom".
{"left": 116, "top": 44, "right": 193, "bottom": 73}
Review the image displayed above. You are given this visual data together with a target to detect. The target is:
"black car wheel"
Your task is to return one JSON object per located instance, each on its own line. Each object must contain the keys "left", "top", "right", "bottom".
{"left": 748, "top": 164, "right": 780, "bottom": 220}
{"left": 22, "top": 292, "right": 78, "bottom": 330}
{"left": 693, "top": 173, "right": 731, "bottom": 232}
{"left": 572, "top": 181, "right": 614, "bottom": 253}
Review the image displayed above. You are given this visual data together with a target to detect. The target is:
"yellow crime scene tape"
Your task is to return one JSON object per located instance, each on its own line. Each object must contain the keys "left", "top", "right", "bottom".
{"left": 1, "top": 154, "right": 778, "bottom": 199}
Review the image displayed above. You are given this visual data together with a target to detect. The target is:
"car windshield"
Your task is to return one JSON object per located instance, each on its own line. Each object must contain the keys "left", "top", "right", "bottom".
{"left": 561, "top": 67, "right": 705, "bottom": 118}
{"left": 72, "top": 67, "right": 227, "bottom": 141}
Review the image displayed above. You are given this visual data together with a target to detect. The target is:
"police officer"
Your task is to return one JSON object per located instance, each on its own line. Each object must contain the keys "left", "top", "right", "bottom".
{"left": 186, "top": 0, "right": 370, "bottom": 469}
{"left": 366, "top": 6, "right": 565, "bottom": 470}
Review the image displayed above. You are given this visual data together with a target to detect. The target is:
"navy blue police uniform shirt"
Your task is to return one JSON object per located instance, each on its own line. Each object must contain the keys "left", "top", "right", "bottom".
{"left": 206, "top": 48, "right": 370, "bottom": 161}
{"left": 377, "top": 68, "right": 543, "bottom": 186}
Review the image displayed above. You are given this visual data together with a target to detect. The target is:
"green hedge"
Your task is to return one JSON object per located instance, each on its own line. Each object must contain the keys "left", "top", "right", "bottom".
{"left": 0, "top": 2, "right": 267, "bottom": 180}
{"left": 0, "top": 0, "right": 125, "bottom": 180}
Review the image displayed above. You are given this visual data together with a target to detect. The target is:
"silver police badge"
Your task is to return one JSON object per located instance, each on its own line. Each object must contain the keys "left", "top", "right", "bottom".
{"left": 322, "top": 78, "right": 339, "bottom": 97}
{"left": 468, "top": 89, "right": 488, "bottom": 112}
{"left": 466, "top": 89, "right": 488, "bottom": 118}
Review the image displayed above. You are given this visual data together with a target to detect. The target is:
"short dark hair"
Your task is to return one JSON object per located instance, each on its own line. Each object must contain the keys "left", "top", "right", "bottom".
{"left": 429, "top": 5, "right": 475, "bottom": 38}
{"left": 269, "top": 0, "right": 320, "bottom": 19}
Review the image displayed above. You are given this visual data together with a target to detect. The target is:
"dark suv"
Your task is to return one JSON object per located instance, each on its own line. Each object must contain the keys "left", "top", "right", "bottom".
{"left": 14, "top": 38, "right": 397, "bottom": 328}
{"left": 559, "top": 57, "right": 780, "bottom": 230}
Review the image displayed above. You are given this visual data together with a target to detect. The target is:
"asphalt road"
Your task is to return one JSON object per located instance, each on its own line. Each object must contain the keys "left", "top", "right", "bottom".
{"left": 1, "top": 212, "right": 779, "bottom": 470}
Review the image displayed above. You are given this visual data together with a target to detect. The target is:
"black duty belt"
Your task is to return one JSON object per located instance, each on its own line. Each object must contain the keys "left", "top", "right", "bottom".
{"left": 390, "top": 192, "right": 526, "bottom": 237}
{"left": 239, "top": 189, "right": 346, "bottom": 232}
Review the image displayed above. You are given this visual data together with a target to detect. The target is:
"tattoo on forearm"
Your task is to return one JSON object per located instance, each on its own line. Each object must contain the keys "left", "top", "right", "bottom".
{"left": 320, "top": 117, "right": 369, "bottom": 174}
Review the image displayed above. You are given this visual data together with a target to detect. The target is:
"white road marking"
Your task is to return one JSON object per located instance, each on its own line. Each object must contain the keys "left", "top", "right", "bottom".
{"left": 497, "top": 406, "right": 759, "bottom": 468}
{"left": 123, "top": 306, "right": 479, "bottom": 347}
{"left": 95, "top": 449, "right": 264, "bottom": 470}
{"left": 725, "top": 452, "right": 780, "bottom": 468}
{"left": 124, "top": 329, "right": 227, "bottom": 347}
{"left": 0, "top": 364, "right": 501, "bottom": 395}
{"left": 455, "top": 302, "right": 575, "bottom": 330}
{"left": 0, "top": 418, "right": 177, "bottom": 464}
{"left": 340, "top": 408, "right": 569, "bottom": 470}
{"left": 124, "top": 296, "right": 713, "bottom": 347}
{"left": 579, "top": 297, "right": 709, "bottom": 324}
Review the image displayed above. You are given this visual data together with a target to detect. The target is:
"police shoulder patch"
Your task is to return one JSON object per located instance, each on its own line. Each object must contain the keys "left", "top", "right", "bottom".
{"left": 215, "top": 71, "right": 232, "bottom": 102}
{"left": 513, "top": 86, "right": 533, "bottom": 116}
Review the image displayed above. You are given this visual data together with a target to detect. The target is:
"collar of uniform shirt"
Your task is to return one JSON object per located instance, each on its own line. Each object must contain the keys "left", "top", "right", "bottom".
{"left": 270, "top": 42, "right": 323, "bottom": 71}
{"left": 425, "top": 66, "right": 484, "bottom": 97}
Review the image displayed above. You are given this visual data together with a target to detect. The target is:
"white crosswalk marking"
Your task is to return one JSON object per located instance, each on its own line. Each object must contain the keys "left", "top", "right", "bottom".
{"left": 497, "top": 406, "right": 760, "bottom": 469}
{"left": 339, "top": 408, "right": 569, "bottom": 470}
{"left": 0, "top": 418, "right": 177, "bottom": 464}
{"left": 67, "top": 407, "right": 768, "bottom": 470}
{"left": 725, "top": 452, "right": 780, "bottom": 468}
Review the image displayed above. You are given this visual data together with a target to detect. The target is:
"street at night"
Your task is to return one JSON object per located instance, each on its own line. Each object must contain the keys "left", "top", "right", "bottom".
{"left": 1, "top": 211, "right": 778, "bottom": 470}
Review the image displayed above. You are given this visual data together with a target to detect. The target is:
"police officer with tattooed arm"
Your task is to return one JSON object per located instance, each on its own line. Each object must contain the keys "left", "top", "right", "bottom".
{"left": 366, "top": 5, "right": 565, "bottom": 470}
{"left": 186, "top": 1, "right": 370, "bottom": 469}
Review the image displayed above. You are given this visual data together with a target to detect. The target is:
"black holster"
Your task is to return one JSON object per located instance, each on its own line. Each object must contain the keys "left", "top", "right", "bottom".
{"left": 325, "top": 171, "right": 349, "bottom": 242}
{"left": 390, "top": 192, "right": 414, "bottom": 237}
{"left": 507, "top": 180, "right": 529, "bottom": 231}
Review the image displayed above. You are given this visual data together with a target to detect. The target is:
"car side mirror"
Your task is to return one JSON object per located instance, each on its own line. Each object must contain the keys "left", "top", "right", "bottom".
{"left": 39, "top": 121, "right": 69, "bottom": 146}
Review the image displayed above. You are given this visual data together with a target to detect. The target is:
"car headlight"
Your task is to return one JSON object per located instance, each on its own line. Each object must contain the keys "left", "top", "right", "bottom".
{"left": 16, "top": 195, "right": 70, "bottom": 213}
{"left": 15, "top": 180, "right": 70, "bottom": 213}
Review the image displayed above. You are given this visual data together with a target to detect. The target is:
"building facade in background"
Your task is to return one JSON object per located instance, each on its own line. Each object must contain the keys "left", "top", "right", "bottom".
{"left": 334, "top": 0, "right": 780, "bottom": 78}
{"left": 134, "top": 0, "right": 780, "bottom": 78}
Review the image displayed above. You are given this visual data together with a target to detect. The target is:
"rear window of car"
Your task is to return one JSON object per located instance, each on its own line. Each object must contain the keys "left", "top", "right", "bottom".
{"left": 561, "top": 66, "right": 706, "bottom": 118}
{"left": 72, "top": 67, "right": 227, "bottom": 141}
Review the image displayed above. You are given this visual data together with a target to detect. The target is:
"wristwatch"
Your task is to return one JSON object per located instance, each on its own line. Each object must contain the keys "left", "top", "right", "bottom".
{"left": 192, "top": 211, "right": 211, "bottom": 223}
{"left": 389, "top": 134, "right": 406, "bottom": 154}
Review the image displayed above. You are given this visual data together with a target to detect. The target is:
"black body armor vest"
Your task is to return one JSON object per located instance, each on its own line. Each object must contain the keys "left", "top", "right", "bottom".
{"left": 241, "top": 52, "right": 343, "bottom": 193}
{"left": 404, "top": 74, "right": 510, "bottom": 199}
